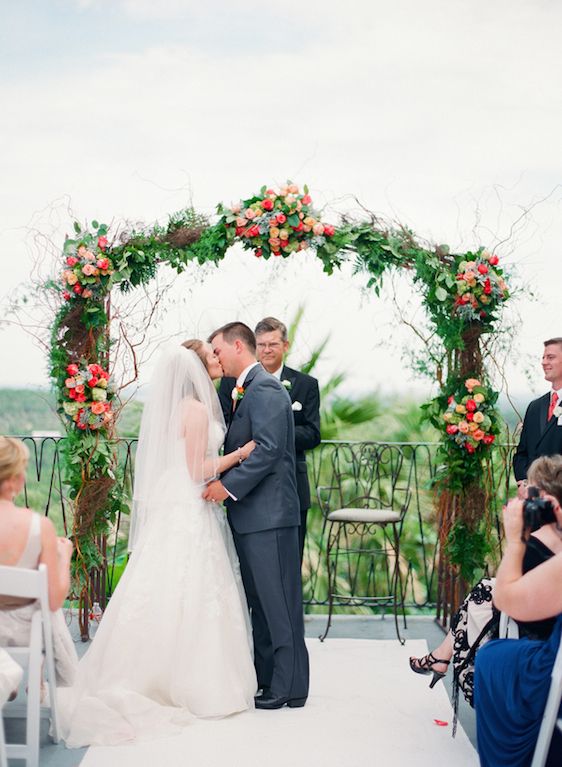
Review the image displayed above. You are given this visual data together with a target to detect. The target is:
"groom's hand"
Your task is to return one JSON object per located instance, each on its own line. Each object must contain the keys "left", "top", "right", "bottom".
{"left": 202, "top": 480, "right": 229, "bottom": 502}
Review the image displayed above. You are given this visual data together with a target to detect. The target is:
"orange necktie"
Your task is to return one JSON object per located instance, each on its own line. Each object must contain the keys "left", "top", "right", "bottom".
{"left": 548, "top": 391, "right": 559, "bottom": 421}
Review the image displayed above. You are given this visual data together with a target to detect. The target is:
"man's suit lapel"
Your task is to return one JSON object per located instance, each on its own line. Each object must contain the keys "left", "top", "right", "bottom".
{"left": 282, "top": 365, "right": 297, "bottom": 400}
{"left": 228, "top": 365, "right": 261, "bottom": 431}
{"left": 538, "top": 392, "right": 552, "bottom": 438}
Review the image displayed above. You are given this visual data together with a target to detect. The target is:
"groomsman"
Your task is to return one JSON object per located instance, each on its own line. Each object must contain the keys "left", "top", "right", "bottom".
{"left": 513, "top": 337, "right": 562, "bottom": 497}
{"left": 218, "top": 317, "right": 321, "bottom": 562}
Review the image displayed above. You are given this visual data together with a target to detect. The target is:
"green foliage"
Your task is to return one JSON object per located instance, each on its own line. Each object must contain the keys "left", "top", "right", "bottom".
{"left": 445, "top": 518, "right": 491, "bottom": 583}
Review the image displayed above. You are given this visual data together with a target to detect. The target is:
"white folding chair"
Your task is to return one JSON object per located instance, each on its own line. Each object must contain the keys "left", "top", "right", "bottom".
{"left": 530, "top": 627, "right": 562, "bottom": 767}
{"left": 0, "top": 564, "right": 59, "bottom": 767}
{"left": 499, "top": 610, "right": 520, "bottom": 639}
{"left": 0, "top": 649, "right": 24, "bottom": 767}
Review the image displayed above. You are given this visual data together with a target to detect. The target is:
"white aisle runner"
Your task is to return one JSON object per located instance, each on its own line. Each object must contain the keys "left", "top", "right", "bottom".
{"left": 80, "top": 638, "right": 478, "bottom": 767}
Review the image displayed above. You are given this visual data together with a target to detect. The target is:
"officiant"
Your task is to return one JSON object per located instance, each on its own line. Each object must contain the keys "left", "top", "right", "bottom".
{"left": 218, "top": 317, "right": 321, "bottom": 563}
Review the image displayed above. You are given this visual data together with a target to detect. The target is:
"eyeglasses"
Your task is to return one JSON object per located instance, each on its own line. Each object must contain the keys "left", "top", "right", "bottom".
{"left": 256, "top": 342, "right": 283, "bottom": 351}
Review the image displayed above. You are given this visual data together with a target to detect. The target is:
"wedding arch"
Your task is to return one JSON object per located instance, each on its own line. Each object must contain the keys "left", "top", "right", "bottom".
{"left": 49, "top": 182, "right": 510, "bottom": 634}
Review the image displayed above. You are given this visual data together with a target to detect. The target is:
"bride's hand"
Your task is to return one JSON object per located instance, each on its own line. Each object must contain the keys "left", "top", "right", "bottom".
{"left": 239, "top": 440, "right": 256, "bottom": 461}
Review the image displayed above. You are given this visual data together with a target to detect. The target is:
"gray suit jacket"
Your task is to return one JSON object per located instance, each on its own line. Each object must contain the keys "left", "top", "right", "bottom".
{"left": 222, "top": 364, "right": 300, "bottom": 534}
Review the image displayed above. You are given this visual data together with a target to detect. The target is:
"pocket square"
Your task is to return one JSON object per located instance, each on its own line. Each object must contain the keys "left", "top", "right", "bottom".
{"left": 292, "top": 401, "right": 302, "bottom": 412}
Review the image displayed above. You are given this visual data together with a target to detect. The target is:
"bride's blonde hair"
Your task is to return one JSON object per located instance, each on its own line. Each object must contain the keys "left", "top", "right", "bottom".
{"left": 0, "top": 437, "right": 29, "bottom": 485}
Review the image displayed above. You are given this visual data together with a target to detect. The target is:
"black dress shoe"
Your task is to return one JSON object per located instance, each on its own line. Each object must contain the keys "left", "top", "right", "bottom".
{"left": 254, "top": 692, "right": 307, "bottom": 709}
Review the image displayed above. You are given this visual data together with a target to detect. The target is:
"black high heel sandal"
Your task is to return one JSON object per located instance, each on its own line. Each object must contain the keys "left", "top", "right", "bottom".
{"left": 409, "top": 652, "right": 450, "bottom": 688}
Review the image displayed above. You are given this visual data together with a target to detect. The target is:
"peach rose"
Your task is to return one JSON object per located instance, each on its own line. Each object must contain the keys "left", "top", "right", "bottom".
{"left": 231, "top": 202, "right": 241, "bottom": 214}
{"left": 474, "top": 393, "right": 485, "bottom": 403}
{"left": 82, "top": 263, "right": 98, "bottom": 276}
{"left": 279, "top": 229, "right": 289, "bottom": 241}
{"left": 458, "top": 422, "right": 469, "bottom": 434}
{"left": 270, "top": 227, "right": 280, "bottom": 238}
{"left": 312, "top": 223, "right": 325, "bottom": 236}
{"left": 455, "top": 404, "right": 466, "bottom": 414}
{"left": 473, "top": 411, "right": 485, "bottom": 423}
{"left": 66, "top": 272, "right": 78, "bottom": 285}
{"left": 473, "top": 429, "right": 485, "bottom": 441}
{"left": 91, "top": 402, "right": 106, "bottom": 415}
{"left": 288, "top": 184, "right": 299, "bottom": 194}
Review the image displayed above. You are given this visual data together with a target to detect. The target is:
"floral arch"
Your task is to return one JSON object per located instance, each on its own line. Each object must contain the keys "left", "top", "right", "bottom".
{"left": 50, "top": 182, "right": 510, "bottom": 635}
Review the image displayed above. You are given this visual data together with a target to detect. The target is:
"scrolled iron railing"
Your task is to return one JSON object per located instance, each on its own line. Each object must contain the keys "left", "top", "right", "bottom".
{"left": 14, "top": 436, "right": 517, "bottom": 611}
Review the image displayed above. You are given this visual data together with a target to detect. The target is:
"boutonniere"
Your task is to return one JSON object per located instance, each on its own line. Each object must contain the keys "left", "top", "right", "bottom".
{"left": 291, "top": 401, "right": 302, "bottom": 412}
{"left": 281, "top": 379, "right": 292, "bottom": 391}
{"left": 231, "top": 386, "right": 245, "bottom": 402}
{"left": 553, "top": 405, "right": 562, "bottom": 425}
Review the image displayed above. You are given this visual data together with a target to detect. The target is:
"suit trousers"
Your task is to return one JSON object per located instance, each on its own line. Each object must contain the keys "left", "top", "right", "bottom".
{"left": 232, "top": 525, "right": 309, "bottom": 701}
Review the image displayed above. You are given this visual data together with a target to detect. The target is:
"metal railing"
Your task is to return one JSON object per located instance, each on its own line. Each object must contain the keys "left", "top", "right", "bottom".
{"left": 15, "top": 436, "right": 518, "bottom": 611}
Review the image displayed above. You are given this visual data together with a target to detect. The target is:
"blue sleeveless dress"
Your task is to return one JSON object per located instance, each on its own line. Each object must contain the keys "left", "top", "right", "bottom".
{"left": 474, "top": 613, "right": 562, "bottom": 766}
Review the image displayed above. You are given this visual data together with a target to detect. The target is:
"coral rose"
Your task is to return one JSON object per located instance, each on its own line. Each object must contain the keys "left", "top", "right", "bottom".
{"left": 473, "top": 429, "right": 485, "bottom": 441}
{"left": 489, "top": 255, "right": 499, "bottom": 265}
{"left": 458, "top": 421, "right": 469, "bottom": 434}
{"left": 276, "top": 213, "right": 287, "bottom": 224}
{"left": 91, "top": 402, "right": 106, "bottom": 415}
{"left": 66, "top": 364, "right": 79, "bottom": 376}
{"left": 478, "top": 264, "right": 489, "bottom": 275}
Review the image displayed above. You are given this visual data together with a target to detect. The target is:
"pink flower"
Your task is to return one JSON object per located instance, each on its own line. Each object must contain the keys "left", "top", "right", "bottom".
{"left": 245, "top": 208, "right": 256, "bottom": 220}
{"left": 97, "top": 236, "right": 108, "bottom": 251}
{"left": 66, "top": 256, "right": 79, "bottom": 267}
{"left": 63, "top": 291, "right": 71, "bottom": 301}
{"left": 489, "top": 254, "right": 499, "bottom": 265}
{"left": 96, "top": 258, "right": 109, "bottom": 270}
{"left": 262, "top": 199, "right": 274, "bottom": 211}
{"left": 82, "top": 263, "right": 98, "bottom": 276}
{"left": 477, "top": 264, "right": 489, "bottom": 275}
{"left": 446, "top": 424, "right": 458, "bottom": 435}
{"left": 312, "top": 223, "right": 325, "bottom": 236}
{"left": 324, "top": 224, "right": 335, "bottom": 237}
{"left": 65, "top": 377, "right": 76, "bottom": 388}
{"left": 301, "top": 194, "right": 312, "bottom": 205}
{"left": 82, "top": 289, "right": 93, "bottom": 298}
{"left": 231, "top": 202, "right": 241, "bottom": 214}
{"left": 66, "top": 364, "right": 79, "bottom": 376}
{"left": 276, "top": 213, "right": 287, "bottom": 224}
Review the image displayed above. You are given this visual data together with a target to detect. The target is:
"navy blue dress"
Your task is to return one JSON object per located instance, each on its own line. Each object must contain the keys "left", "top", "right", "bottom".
{"left": 474, "top": 613, "right": 562, "bottom": 766}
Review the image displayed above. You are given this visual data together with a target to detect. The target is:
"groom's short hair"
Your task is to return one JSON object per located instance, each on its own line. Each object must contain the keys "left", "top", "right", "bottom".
{"left": 208, "top": 322, "right": 256, "bottom": 353}
{"left": 255, "top": 317, "right": 288, "bottom": 342}
{"left": 544, "top": 337, "right": 562, "bottom": 349}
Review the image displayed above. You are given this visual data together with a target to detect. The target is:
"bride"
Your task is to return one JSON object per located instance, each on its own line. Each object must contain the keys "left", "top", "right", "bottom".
{"left": 59, "top": 342, "right": 258, "bottom": 748}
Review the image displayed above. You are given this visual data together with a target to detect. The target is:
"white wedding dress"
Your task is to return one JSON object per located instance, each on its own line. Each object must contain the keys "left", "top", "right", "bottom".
{"left": 58, "top": 420, "right": 257, "bottom": 748}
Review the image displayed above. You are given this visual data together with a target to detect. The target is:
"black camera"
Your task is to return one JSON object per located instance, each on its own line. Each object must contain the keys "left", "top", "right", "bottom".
{"left": 522, "top": 485, "right": 556, "bottom": 538}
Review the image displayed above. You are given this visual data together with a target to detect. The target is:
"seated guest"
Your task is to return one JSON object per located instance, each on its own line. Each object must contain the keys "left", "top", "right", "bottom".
{"left": 410, "top": 455, "right": 562, "bottom": 713}
{"left": 0, "top": 436, "right": 77, "bottom": 688}
{"left": 474, "top": 455, "right": 562, "bottom": 767}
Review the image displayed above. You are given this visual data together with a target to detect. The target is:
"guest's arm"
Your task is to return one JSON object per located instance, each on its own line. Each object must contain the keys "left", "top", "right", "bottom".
{"left": 39, "top": 517, "right": 73, "bottom": 611}
{"left": 494, "top": 498, "right": 562, "bottom": 620}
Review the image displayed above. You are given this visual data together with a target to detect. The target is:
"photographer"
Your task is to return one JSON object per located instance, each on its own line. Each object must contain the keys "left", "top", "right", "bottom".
{"left": 410, "top": 456, "right": 562, "bottom": 714}
{"left": 474, "top": 455, "right": 562, "bottom": 767}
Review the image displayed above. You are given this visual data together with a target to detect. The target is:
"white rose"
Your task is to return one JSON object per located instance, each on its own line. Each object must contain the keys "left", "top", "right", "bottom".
{"left": 291, "top": 401, "right": 302, "bottom": 412}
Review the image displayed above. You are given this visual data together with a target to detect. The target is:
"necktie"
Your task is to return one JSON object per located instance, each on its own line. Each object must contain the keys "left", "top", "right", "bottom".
{"left": 548, "top": 391, "right": 559, "bottom": 421}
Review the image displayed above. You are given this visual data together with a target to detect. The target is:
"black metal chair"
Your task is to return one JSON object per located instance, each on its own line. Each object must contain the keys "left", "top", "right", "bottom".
{"left": 318, "top": 443, "right": 412, "bottom": 644}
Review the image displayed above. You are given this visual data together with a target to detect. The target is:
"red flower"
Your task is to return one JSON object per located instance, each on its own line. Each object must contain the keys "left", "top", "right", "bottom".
{"left": 466, "top": 412, "right": 474, "bottom": 421}
{"left": 88, "top": 377, "right": 99, "bottom": 387}
{"left": 262, "top": 199, "right": 274, "bottom": 211}
{"left": 477, "top": 264, "right": 489, "bottom": 275}
{"left": 255, "top": 249, "right": 263, "bottom": 258}
{"left": 292, "top": 221, "right": 304, "bottom": 232}
{"left": 465, "top": 443, "right": 476, "bottom": 453}
{"left": 465, "top": 399, "right": 477, "bottom": 412}
{"left": 489, "top": 255, "right": 499, "bottom": 265}
{"left": 66, "top": 364, "right": 79, "bottom": 376}
{"left": 483, "top": 278, "right": 492, "bottom": 295}
{"left": 73, "top": 283, "right": 82, "bottom": 294}
{"left": 447, "top": 395, "right": 454, "bottom": 405}
{"left": 98, "top": 236, "right": 108, "bottom": 251}
{"left": 235, "top": 226, "right": 245, "bottom": 237}
{"left": 96, "top": 258, "right": 109, "bottom": 270}
{"left": 68, "top": 388, "right": 77, "bottom": 400}
{"left": 76, "top": 421, "right": 87, "bottom": 430}
{"left": 456, "top": 273, "right": 464, "bottom": 280}
{"left": 324, "top": 224, "right": 335, "bottom": 236}
{"left": 482, "top": 434, "right": 495, "bottom": 445}
{"left": 247, "top": 225, "right": 259, "bottom": 238}
{"left": 66, "top": 256, "right": 79, "bottom": 267}
{"left": 63, "top": 291, "right": 71, "bottom": 301}
{"left": 76, "top": 393, "right": 87, "bottom": 403}
{"left": 276, "top": 213, "right": 287, "bottom": 224}
{"left": 480, "top": 310, "right": 487, "bottom": 318}
{"left": 446, "top": 424, "right": 458, "bottom": 434}
{"left": 266, "top": 188, "right": 275, "bottom": 195}
{"left": 301, "top": 194, "right": 312, "bottom": 205}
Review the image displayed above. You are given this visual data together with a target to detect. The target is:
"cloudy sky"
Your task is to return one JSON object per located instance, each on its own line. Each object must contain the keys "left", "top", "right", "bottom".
{"left": 1, "top": 0, "right": 561, "bottom": 405}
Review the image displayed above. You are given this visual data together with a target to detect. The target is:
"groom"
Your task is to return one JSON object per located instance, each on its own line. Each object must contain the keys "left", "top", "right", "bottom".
{"left": 202, "top": 322, "right": 309, "bottom": 709}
